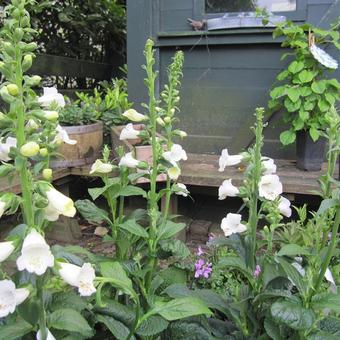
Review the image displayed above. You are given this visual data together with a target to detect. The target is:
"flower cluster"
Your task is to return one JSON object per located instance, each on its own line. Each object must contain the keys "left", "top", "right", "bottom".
{"left": 194, "top": 246, "right": 212, "bottom": 279}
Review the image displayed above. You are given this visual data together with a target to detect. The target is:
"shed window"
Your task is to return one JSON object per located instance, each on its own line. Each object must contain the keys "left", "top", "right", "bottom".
{"left": 205, "top": 0, "right": 297, "bottom": 13}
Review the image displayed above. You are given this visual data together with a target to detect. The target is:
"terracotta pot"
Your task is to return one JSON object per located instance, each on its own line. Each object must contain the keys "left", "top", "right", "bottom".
{"left": 51, "top": 122, "right": 103, "bottom": 168}
{"left": 296, "top": 130, "right": 326, "bottom": 171}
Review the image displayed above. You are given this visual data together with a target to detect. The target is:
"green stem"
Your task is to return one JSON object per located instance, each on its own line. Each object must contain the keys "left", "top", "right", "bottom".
{"left": 14, "top": 43, "right": 34, "bottom": 226}
{"left": 314, "top": 206, "right": 340, "bottom": 293}
{"left": 126, "top": 300, "right": 141, "bottom": 340}
{"left": 37, "top": 277, "right": 47, "bottom": 340}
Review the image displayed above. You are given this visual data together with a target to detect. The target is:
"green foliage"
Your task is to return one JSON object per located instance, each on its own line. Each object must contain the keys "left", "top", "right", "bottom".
{"left": 59, "top": 101, "right": 100, "bottom": 125}
{"left": 269, "top": 22, "right": 340, "bottom": 144}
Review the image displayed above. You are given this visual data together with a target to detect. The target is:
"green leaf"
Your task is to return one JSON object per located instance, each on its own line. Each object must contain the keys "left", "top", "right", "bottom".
{"left": 325, "top": 93, "right": 336, "bottom": 106}
{"left": 309, "top": 128, "right": 320, "bottom": 142}
{"left": 218, "top": 256, "right": 253, "bottom": 282}
{"left": 299, "top": 110, "right": 310, "bottom": 122}
{"left": 288, "top": 61, "right": 304, "bottom": 74}
{"left": 311, "top": 81, "right": 326, "bottom": 94}
{"left": 147, "top": 297, "right": 212, "bottom": 321}
{"left": 157, "top": 220, "right": 186, "bottom": 240}
{"left": 160, "top": 239, "right": 190, "bottom": 259}
{"left": 277, "top": 244, "right": 310, "bottom": 257}
{"left": 48, "top": 308, "right": 93, "bottom": 337}
{"left": 100, "top": 262, "right": 133, "bottom": 290}
{"left": 0, "top": 318, "right": 33, "bottom": 338}
{"left": 277, "top": 70, "right": 289, "bottom": 81}
{"left": 317, "top": 199, "right": 340, "bottom": 215}
{"left": 298, "top": 70, "right": 314, "bottom": 83}
{"left": 253, "top": 290, "right": 296, "bottom": 305}
{"left": 287, "top": 88, "right": 300, "bottom": 103}
{"left": 307, "top": 331, "right": 339, "bottom": 340}
{"left": 96, "top": 314, "right": 134, "bottom": 340}
{"left": 280, "top": 130, "right": 296, "bottom": 145}
{"left": 88, "top": 178, "right": 120, "bottom": 200}
{"left": 75, "top": 199, "right": 110, "bottom": 224}
{"left": 264, "top": 317, "right": 284, "bottom": 340}
{"left": 119, "top": 219, "right": 148, "bottom": 238}
{"left": 18, "top": 298, "right": 40, "bottom": 325}
{"left": 137, "top": 315, "right": 169, "bottom": 336}
{"left": 165, "top": 320, "right": 212, "bottom": 339}
{"left": 119, "top": 185, "right": 147, "bottom": 198}
{"left": 271, "top": 301, "right": 315, "bottom": 330}
{"left": 318, "top": 99, "right": 329, "bottom": 112}
{"left": 319, "top": 317, "right": 340, "bottom": 336}
{"left": 300, "top": 87, "right": 312, "bottom": 97}
{"left": 270, "top": 86, "right": 286, "bottom": 99}
{"left": 328, "top": 78, "right": 340, "bottom": 89}
{"left": 51, "top": 291, "right": 88, "bottom": 312}
{"left": 304, "top": 101, "right": 315, "bottom": 111}
{"left": 284, "top": 97, "right": 301, "bottom": 112}
{"left": 277, "top": 258, "right": 306, "bottom": 295}
{"left": 312, "top": 293, "right": 340, "bottom": 313}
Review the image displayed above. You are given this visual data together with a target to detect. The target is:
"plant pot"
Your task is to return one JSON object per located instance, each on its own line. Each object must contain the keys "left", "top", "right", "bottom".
{"left": 296, "top": 130, "right": 326, "bottom": 171}
{"left": 51, "top": 122, "right": 103, "bottom": 168}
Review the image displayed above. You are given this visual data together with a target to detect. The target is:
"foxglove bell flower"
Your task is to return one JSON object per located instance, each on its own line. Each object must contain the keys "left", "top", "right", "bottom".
{"left": 262, "top": 157, "right": 277, "bottom": 175}
{"left": 167, "top": 166, "right": 181, "bottom": 180}
{"left": 221, "top": 213, "right": 247, "bottom": 237}
{"left": 163, "top": 144, "right": 187, "bottom": 164}
{"left": 44, "top": 186, "right": 76, "bottom": 221}
{"left": 17, "top": 229, "right": 54, "bottom": 275}
{"left": 278, "top": 196, "right": 292, "bottom": 218}
{"left": 54, "top": 125, "right": 77, "bottom": 145}
{"left": 259, "top": 174, "right": 283, "bottom": 201}
{"left": 36, "top": 328, "right": 56, "bottom": 340}
{"left": 38, "top": 87, "right": 65, "bottom": 108}
{"left": 0, "top": 280, "right": 29, "bottom": 318}
{"left": 122, "top": 109, "right": 147, "bottom": 122}
{"left": 175, "top": 183, "right": 189, "bottom": 196}
{"left": 89, "top": 159, "right": 113, "bottom": 174}
{"left": 0, "top": 241, "right": 15, "bottom": 262}
{"left": 0, "top": 136, "right": 16, "bottom": 162}
{"left": 119, "top": 123, "right": 141, "bottom": 140}
{"left": 119, "top": 152, "right": 140, "bottom": 168}
{"left": 58, "top": 262, "right": 96, "bottom": 296}
{"left": 310, "top": 44, "right": 338, "bottom": 69}
{"left": 218, "top": 179, "right": 239, "bottom": 200}
{"left": 218, "top": 148, "right": 243, "bottom": 172}
{"left": 20, "top": 141, "right": 40, "bottom": 157}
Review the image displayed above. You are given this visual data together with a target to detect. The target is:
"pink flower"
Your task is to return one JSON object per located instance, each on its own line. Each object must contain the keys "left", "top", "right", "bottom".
{"left": 253, "top": 265, "right": 261, "bottom": 278}
{"left": 194, "top": 259, "right": 212, "bottom": 279}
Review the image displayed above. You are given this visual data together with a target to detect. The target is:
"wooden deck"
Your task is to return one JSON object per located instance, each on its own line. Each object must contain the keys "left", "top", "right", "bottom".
{"left": 1, "top": 153, "right": 337, "bottom": 195}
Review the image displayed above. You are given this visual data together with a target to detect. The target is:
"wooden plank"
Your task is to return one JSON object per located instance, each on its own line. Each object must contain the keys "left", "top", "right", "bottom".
{"left": 0, "top": 168, "right": 71, "bottom": 194}
{"left": 31, "top": 54, "right": 114, "bottom": 79}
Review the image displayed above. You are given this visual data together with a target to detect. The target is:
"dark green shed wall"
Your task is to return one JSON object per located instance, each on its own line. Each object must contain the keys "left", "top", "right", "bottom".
{"left": 127, "top": 0, "right": 340, "bottom": 158}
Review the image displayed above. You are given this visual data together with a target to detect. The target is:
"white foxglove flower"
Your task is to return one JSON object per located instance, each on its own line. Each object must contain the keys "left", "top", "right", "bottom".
{"left": 122, "top": 109, "right": 147, "bottom": 122}
{"left": 167, "top": 166, "right": 181, "bottom": 180}
{"left": 0, "top": 241, "right": 15, "bottom": 262}
{"left": 291, "top": 261, "right": 305, "bottom": 276}
{"left": 325, "top": 268, "right": 336, "bottom": 293}
{"left": 119, "top": 123, "right": 141, "bottom": 140}
{"left": 0, "top": 280, "right": 29, "bottom": 318}
{"left": 218, "top": 148, "right": 243, "bottom": 172}
{"left": 118, "top": 152, "right": 140, "bottom": 168}
{"left": 0, "top": 136, "right": 16, "bottom": 162}
{"left": 163, "top": 144, "right": 187, "bottom": 164}
{"left": 36, "top": 328, "right": 56, "bottom": 340}
{"left": 310, "top": 44, "right": 338, "bottom": 69}
{"left": 44, "top": 186, "right": 76, "bottom": 221}
{"left": 20, "top": 141, "right": 40, "bottom": 157}
{"left": 38, "top": 87, "right": 65, "bottom": 108}
{"left": 221, "top": 213, "right": 247, "bottom": 237}
{"left": 17, "top": 229, "right": 54, "bottom": 275}
{"left": 218, "top": 179, "right": 239, "bottom": 200}
{"left": 278, "top": 196, "right": 292, "bottom": 218}
{"left": 259, "top": 174, "right": 283, "bottom": 201}
{"left": 59, "top": 262, "right": 96, "bottom": 296}
{"left": 175, "top": 183, "right": 189, "bottom": 197}
{"left": 89, "top": 159, "right": 113, "bottom": 174}
{"left": 262, "top": 157, "right": 277, "bottom": 175}
{"left": 54, "top": 125, "right": 77, "bottom": 145}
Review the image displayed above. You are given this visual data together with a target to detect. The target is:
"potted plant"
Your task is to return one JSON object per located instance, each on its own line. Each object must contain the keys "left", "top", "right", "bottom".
{"left": 50, "top": 99, "right": 103, "bottom": 167}
{"left": 269, "top": 21, "right": 339, "bottom": 171}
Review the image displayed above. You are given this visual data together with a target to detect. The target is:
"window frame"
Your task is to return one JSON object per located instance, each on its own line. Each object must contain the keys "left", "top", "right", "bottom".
{"left": 195, "top": 0, "right": 308, "bottom": 22}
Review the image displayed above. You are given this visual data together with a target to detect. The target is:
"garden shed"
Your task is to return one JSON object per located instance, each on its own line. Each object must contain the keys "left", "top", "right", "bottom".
{"left": 127, "top": 0, "right": 340, "bottom": 158}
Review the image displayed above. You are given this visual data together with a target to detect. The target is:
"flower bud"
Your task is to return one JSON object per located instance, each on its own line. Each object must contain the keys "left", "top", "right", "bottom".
{"left": 43, "top": 110, "right": 59, "bottom": 121}
{"left": 21, "top": 42, "right": 37, "bottom": 52}
{"left": 7, "top": 84, "right": 19, "bottom": 96}
{"left": 39, "top": 148, "right": 48, "bottom": 157}
{"left": 42, "top": 168, "right": 53, "bottom": 180}
{"left": 0, "top": 163, "right": 14, "bottom": 177}
{"left": 137, "top": 161, "right": 149, "bottom": 170}
{"left": 20, "top": 16, "right": 30, "bottom": 27}
{"left": 155, "top": 107, "right": 162, "bottom": 112}
{"left": 0, "top": 86, "right": 15, "bottom": 104}
{"left": 22, "top": 54, "right": 33, "bottom": 72}
{"left": 20, "top": 141, "right": 40, "bottom": 157}
{"left": 0, "top": 112, "right": 12, "bottom": 126}
{"left": 3, "top": 42, "right": 15, "bottom": 57}
{"left": 156, "top": 117, "right": 165, "bottom": 126}
{"left": 164, "top": 117, "right": 171, "bottom": 124}
{"left": 26, "top": 75, "right": 41, "bottom": 87}
{"left": 27, "top": 119, "right": 39, "bottom": 130}
{"left": 170, "top": 108, "right": 175, "bottom": 115}
{"left": 178, "top": 130, "right": 187, "bottom": 138}
{"left": 12, "top": 8, "right": 21, "bottom": 19}
{"left": 14, "top": 28, "right": 24, "bottom": 42}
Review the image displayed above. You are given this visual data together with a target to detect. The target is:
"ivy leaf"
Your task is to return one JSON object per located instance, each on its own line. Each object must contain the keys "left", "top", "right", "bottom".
{"left": 300, "top": 86, "right": 312, "bottom": 97}
{"left": 288, "top": 61, "right": 304, "bottom": 74}
{"left": 277, "top": 70, "right": 289, "bottom": 81}
{"left": 270, "top": 86, "right": 286, "bottom": 99}
{"left": 311, "top": 81, "right": 326, "bottom": 94}
{"left": 299, "top": 110, "right": 309, "bottom": 122}
{"left": 309, "top": 128, "right": 320, "bottom": 142}
{"left": 325, "top": 93, "right": 336, "bottom": 106}
{"left": 284, "top": 97, "right": 301, "bottom": 112}
{"left": 298, "top": 70, "right": 314, "bottom": 83}
{"left": 280, "top": 130, "right": 296, "bottom": 145}
{"left": 304, "top": 100, "right": 315, "bottom": 111}
{"left": 287, "top": 88, "right": 300, "bottom": 102}
{"left": 318, "top": 99, "right": 330, "bottom": 112}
